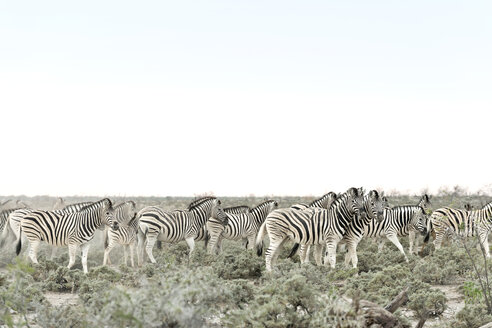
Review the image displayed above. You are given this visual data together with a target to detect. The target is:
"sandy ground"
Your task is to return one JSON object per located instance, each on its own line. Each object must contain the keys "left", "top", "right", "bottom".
{"left": 43, "top": 291, "right": 79, "bottom": 307}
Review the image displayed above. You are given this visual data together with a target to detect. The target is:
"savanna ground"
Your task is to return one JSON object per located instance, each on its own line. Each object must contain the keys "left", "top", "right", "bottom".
{"left": 1, "top": 192, "right": 492, "bottom": 328}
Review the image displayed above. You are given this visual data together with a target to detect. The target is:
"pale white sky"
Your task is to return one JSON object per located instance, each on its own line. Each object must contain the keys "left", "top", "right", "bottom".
{"left": 0, "top": 1, "right": 491, "bottom": 197}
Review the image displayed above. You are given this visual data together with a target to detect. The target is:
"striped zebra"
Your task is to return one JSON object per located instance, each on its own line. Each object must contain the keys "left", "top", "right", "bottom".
{"left": 291, "top": 192, "right": 338, "bottom": 264}
{"left": 17, "top": 198, "right": 118, "bottom": 273}
{"left": 196, "top": 205, "right": 251, "bottom": 248}
{"left": 137, "top": 196, "right": 225, "bottom": 264}
{"left": 3, "top": 201, "right": 94, "bottom": 247}
{"left": 335, "top": 190, "right": 387, "bottom": 268}
{"left": 103, "top": 201, "right": 138, "bottom": 267}
{"left": 425, "top": 201, "right": 492, "bottom": 257}
{"left": 364, "top": 194, "right": 430, "bottom": 262}
{"left": 256, "top": 187, "right": 366, "bottom": 271}
{"left": 206, "top": 200, "right": 278, "bottom": 255}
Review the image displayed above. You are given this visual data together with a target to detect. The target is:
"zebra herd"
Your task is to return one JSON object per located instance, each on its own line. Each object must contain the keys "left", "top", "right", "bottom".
{"left": 0, "top": 189, "right": 491, "bottom": 273}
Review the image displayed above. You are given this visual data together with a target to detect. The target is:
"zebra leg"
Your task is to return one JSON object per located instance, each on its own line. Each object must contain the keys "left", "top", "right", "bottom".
{"left": 303, "top": 245, "right": 311, "bottom": 264}
{"left": 433, "top": 230, "right": 444, "bottom": 250}
{"left": 479, "top": 231, "right": 490, "bottom": 258}
{"left": 324, "top": 240, "right": 339, "bottom": 269}
{"left": 344, "top": 242, "right": 358, "bottom": 268}
{"left": 216, "top": 236, "right": 223, "bottom": 255}
{"left": 80, "top": 243, "right": 91, "bottom": 274}
{"left": 386, "top": 234, "right": 409, "bottom": 262}
{"left": 408, "top": 231, "right": 416, "bottom": 254}
{"left": 103, "top": 242, "right": 114, "bottom": 266}
{"left": 314, "top": 244, "right": 323, "bottom": 266}
{"left": 67, "top": 244, "right": 77, "bottom": 269}
{"left": 207, "top": 230, "right": 220, "bottom": 255}
{"left": 129, "top": 243, "right": 135, "bottom": 267}
{"left": 247, "top": 234, "right": 256, "bottom": 250}
{"left": 265, "top": 238, "right": 286, "bottom": 272}
{"left": 271, "top": 239, "right": 287, "bottom": 267}
{"left": 145, "top": 234, "right": 158, "bottom": 264}
{"left": 185, "top": 237, "right": 195, "bottom": 262}
{"left": 28, "top": 240, "right": 40, "bottom": 264}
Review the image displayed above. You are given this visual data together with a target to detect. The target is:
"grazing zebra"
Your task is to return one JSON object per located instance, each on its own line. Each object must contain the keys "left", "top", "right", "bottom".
{"left": 206, "top": 200, "right": 278, "bottom": 255}
{"left": 256, "top": 187, "right": 366, "bottom": 271}
{"left": 364, "top": 194, "right": 430, "bottom": 262}
{"left": 137, "top": 196, "right": 225, "bottom": 264}
{"left": 103, "top": 201, "right": 138, "bottom": 267}
{"left": 17, "top": 198, "right": 118, "bottom": 273}
{"left": 291, "top": 192, "right": 339, "bottom": 264}
{"left": 425, "top": 201, "right": 492, "bottom": 257}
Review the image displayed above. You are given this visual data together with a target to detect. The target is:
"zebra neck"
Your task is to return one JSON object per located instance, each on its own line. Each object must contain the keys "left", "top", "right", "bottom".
{"left": 251, "top": 209, "right": 267, "bottom": 225}
{"left": 190, "top": 207, "right": 208, "bottom": 228}
{"left": 76, "top": 211, "right": 102, "bottom": 236}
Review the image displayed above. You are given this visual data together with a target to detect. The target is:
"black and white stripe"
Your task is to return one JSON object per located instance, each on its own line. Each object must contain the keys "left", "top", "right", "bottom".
{"left": 338, "top": 190, "right": 387, "bottom": 268}
{"left": 137, "top": 196, "right": 224, "bottom": 264}
{"left": 103, "top": 201, "right": 138, "bottom": 267}
{"left": 17, "top": 198, "right": 118, "bottom": 273}
{"left": 290, "top": 192, "right": 338, "bottom": 264}
{"left": 206, "top": 200, "right": 278, "bottom": 254}
{"left": 256, "top": 187, "right": 366, "bottom": 271}
{"left": 426, "top": 201, "right": 492, "bottom": 256}
{"left": 364, "top": 194, "right": 430, "bottom": 261}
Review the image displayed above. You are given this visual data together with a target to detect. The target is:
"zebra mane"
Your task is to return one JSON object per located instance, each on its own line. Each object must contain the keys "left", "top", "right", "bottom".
{"left": 114, "top": 200, "right": 136, "bottom": 210}
{"left": 368, "top": 190, "right": 380, "bottom": 200}
{"left": 224, "top": 205, "right": 250, "bottom": 212}
{"left": 481, "top": 201, "right": 492, "bottom": 211}
{"left": 79, "top": 198, "right": 112, "bottom": 212}
{"left": 330, "top": 189, "right": 353, "bottom": 209}
{"left": 309, "top": 192, "right": 337, "bottom": 206}
{"left": 251, "top": 200, "right": 276, "bottom": 212}
{"left": 188, "top": 196, "right": 217, "bottom": 211}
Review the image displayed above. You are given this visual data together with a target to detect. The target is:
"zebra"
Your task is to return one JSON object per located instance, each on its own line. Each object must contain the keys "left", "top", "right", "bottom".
{"left": 103, "top": 201, "right": 138, "bottom": 267}
{"left": 256, "top": 187, "right": 366, "bottom": 271}
{"left": 137, "top": 196, "right": 225, "bottom": 265}
{"left": 364, "top": 194, "right": 430, "bottom": 262}
{"left": 290, "top": 192, "right": 339, "bottom": 264}
{"left": 3, "top": 201, "right": 94, "bottom": 248}
{"left": 196, "top": 204, "right": 251, "bottom": 249}
{"left": 17, "top": 198, "right": 118, "bottom": 273}
{"left": 425, "top": 201, "right": 492, "bottom": 257}
{"left": 330, "top": 189, "right": 386, "bottom": 268}
{"left": 206, "top": 200, "right": 278, "bottom": 255}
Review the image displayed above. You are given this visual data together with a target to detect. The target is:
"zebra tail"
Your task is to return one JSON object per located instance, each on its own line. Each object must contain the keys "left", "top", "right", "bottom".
{"left": 255, "top": 221, "right": 267, "bottom": 256}
{"left": 204, "top": 232, "right": 210, "bottom": 249}
{"left": 15, "top": 227, "right": 22, "bottom": 256}
{"left": 423, "top": 231, "right": 430, "bottom": 243}
{"left": 288, "top": 243, "right": 300, "bottom": 258}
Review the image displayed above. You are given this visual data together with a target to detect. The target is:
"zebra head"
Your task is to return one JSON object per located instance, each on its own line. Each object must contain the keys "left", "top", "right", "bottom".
{"left": 212, "top": 207, "right": 229, "bottom": 226}
{"left": 418, "top": 194, "right": 431, "bottom": 210}
{"left": 101, "top": 198, "right": 119, "bottom": 231}
{"left": 114, "top": 200, "right": 137, "bottom": 226}
{"left": 411, "top": 208, "right": 428, "bottom": 235}
{"left": 346, "top": 187, "right": 366, "bottom": 217}
{"left": 366, "top": 190, "right": 386, "bottom": 222}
